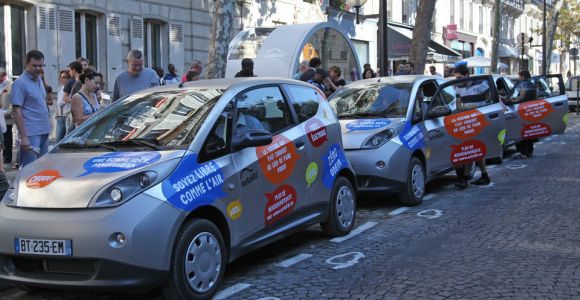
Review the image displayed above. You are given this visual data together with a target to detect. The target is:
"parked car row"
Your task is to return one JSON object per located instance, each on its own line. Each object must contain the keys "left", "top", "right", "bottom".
{"left": 0, "top": 74, "right": 568, "bottom": 299}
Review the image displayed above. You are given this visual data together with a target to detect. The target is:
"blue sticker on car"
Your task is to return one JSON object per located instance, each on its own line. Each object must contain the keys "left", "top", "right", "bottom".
{"left": 162, "top": 154, "right": 227, "bottom": 211}
{"left": 79, "top": 152, "right": 161, "bottom": 177}
{"left": 345, "top": 119, "right": 391, "bottom": 132}
{"left": 321, "top": 144, "right": 349, "bottom": 189}
{"left": 399, "top": 122, "right": 425, "bottom": 150}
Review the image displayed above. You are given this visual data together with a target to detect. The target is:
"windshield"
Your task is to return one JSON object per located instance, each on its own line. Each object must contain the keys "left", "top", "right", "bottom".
{"left": 60, "top": 89, "right": 225, "bottom": 150}
{"left": 329, "top": 83, "right": 412, "bottom": 119}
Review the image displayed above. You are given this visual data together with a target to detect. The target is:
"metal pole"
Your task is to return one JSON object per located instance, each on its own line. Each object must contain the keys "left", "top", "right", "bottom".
{"left": 379, "top": 0, "right": 389, "bottom": 76}
{"left": 521, "top": 34, "right": 525, "bottom": 71}
{"left": 576, "top": 78, "right": 579, "bottom": 116}
{"left": 542, "top": 0, "right": 547, "bottom": 76}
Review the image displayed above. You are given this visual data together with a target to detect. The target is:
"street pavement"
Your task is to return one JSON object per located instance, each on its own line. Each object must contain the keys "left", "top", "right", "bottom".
{"left": 2, "top": 116, "right": 580, "bottom": 299}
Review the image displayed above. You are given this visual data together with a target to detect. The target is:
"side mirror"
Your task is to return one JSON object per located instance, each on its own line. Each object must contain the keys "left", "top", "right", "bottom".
{"left": 233, "top": 129, "right": 273, "bottom": 151}
{"left": 427, "top": 106, "right": 452, "bottom": 119}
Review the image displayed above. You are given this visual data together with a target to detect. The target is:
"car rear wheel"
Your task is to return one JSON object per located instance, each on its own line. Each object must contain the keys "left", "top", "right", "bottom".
{"left": 163, "top": 218, "right": 226, "bottom": 300}
{"left": 321, "top": 177, "right": 356, "bottom": 237}
{"left": 398, "top": 157, "right": 425, "bottom": 206}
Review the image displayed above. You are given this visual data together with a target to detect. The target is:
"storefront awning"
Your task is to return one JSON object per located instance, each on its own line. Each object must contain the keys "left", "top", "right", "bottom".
{"left": 387, "top": 23, "right": 461, "bottom": 63}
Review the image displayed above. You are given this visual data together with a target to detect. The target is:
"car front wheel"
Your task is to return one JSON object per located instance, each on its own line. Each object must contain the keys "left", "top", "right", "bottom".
{"left": 163, "top": 218, "right": 227, "bottom": 300}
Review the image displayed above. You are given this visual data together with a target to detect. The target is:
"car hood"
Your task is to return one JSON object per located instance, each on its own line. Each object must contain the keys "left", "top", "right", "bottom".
{"left": 12, "top": 150, "right": 185, "bottom": 208}
{"left": 339, "top": 118, "right": 406, "bottom": 150}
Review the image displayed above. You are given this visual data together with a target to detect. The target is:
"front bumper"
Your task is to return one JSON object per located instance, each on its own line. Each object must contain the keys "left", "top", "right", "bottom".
{"left": 345, "top": 142, "right": 411, "bottom": 196}
{"left": 0, "top": 194, "right": 184, "bottom": 288}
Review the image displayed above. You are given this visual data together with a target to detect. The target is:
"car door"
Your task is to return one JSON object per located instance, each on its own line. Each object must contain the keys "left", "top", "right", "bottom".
{"left": 427, "top": 76, "right": 505, "bottom": 168}
{"left": 281, "top": 83, "right": 329, "bottom": 210}
{"left": 229, "top": 85, "right": 311, "bottom": 247}
{"left": 496, "top": 76, "right": 520, "bottom": 146}
{"left": 540, "top": 74, "right": 569, "bottom": 135}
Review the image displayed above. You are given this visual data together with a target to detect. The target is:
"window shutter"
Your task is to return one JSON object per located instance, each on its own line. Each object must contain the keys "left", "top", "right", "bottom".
{"left": 57, "top": 6, "right": 76, "bottom": 75}
{"left": 106, "top": 14, "right": 123, "bottom": 93}
{"left": 130, "top": 16, "right": 144, "bottom": 52}
{"left": 36, "top": 4, "right": 59, "bottom": 88}
{"left": 169, "top": 23, "right": 185, "bottom": 74}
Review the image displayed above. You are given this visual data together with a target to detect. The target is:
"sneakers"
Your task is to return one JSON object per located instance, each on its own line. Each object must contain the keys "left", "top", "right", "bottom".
{"left": 472, "top": 174, "right": 491, "bottom": 185}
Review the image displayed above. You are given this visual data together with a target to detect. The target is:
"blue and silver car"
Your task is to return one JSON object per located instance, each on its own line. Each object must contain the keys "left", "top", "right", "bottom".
{"left": 329, "top": 75, "right": 505, "bottom": 205}
{"left": 0, "top": 78, "right": 356, "bottom": 299}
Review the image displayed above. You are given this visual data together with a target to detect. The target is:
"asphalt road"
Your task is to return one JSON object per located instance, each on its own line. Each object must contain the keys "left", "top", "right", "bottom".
{"left": 2, "top": 116, "right": 580, "bottom": 299}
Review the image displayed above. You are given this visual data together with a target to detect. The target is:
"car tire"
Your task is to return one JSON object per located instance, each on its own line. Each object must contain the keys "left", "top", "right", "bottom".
{"left": 398, "top": 157, "right": 425, "bottom": 206}
{"left": 321, "top": 177, "right": 356, "bottom": 237}
{"left": 163, "top": 218, "right": 227, "bottom": 300}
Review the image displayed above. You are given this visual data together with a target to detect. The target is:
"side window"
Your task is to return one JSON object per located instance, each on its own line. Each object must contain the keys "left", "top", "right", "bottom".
{"left": 199, "top": 101, "right": 234, "bottom": 162}
{"left": 532, "top": 77, "right": 551, "bottom": 98}
{"left": 235, "top": 86, "right": 294, "bottom": 138}
{"left": 284, "top": 85, "right": 320, "bottom": 123}
{"left": 545, "top": 76, "right": 564, "bottom": 96}
{"left": 431, "top": 85, "right": 456, "bottom": 111}
{"left": 413, "top": 81, "right": 438, "bottom": 122}
{"left": 450, "top": 78, "right": 494, "bottom": 112}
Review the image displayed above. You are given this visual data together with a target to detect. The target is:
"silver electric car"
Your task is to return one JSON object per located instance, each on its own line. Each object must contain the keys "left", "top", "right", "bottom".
{"left": 329, "top": 75, "right": 505, "bottom": 205}
{"left": 494, "top": 74, "right": 568, "bottom": 151}
{"left": 0, "top": 78, "right": 356, "bottom": 299}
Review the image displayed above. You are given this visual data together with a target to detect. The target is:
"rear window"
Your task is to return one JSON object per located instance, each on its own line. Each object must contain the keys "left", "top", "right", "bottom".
{"left": 284, "top": 85, "right": 321, "bottom": 123}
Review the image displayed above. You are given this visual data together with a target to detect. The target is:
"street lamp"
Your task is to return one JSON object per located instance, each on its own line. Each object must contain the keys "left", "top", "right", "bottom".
{"left": 346, "top": 0, "right": 368, "bottom": 24}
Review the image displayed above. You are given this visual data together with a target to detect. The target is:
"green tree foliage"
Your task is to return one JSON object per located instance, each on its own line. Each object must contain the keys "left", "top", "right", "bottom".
{"left": 554, "top": 0, "right": 580, "bottom": 52}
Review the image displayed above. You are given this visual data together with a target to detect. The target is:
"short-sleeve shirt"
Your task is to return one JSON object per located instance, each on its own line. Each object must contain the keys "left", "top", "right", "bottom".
{"left": 112, "top": 68, "right": 159, "bottom": 101}
{"left": 63, "top": 78, "right": 76, "bottom": 94}
{"left": 10, "top": 72, "right": 51, "bottom": 136}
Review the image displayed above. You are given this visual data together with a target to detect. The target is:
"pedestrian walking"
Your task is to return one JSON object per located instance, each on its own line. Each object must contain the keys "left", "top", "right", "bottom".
{"left": 162, "top": 64, "right": 180, "bottom": 85}
{"left": 10, "top": 50, "right": 52, "bottom": 167}
{"left": 55, "top": 70, "right": 72, "bottom": 142}
{"left": 71, "top": 70, "right": 102, "bottom": 127}
{"left": 300, "top": 57, "right": 321, "bottom": 82}
{"left": 293, "top": 60, "right": 309, "bottom": 80}
{"left": 181, "top": 60, "right": 203, "bottom": 82}
{"left": 429, "top": 66, "right": 443, "bottom": 77}
{"left": 235, "top": 58, "right": 256, "bottom": 77}
{"left": 112, "top": 49, "right": 159, "bottom": 102}
{"left": 0, "top": 68, "right": 13, "bottom": 165}
{"left": 363, "top": 68, "right": 376, "bottom": 79}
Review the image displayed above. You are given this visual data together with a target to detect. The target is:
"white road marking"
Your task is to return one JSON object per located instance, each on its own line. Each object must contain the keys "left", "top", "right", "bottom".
{"left": 325, "top": 252, "right": 365, "bottom": 270}
{"left": 506, "top": 164, "right": 527, "bottom": 170}
{"left": 423, "top": 194, "right": 437, "bottom": 201}
{"left": 213, "top": 283, "right": 252, "bottom": 300}
{"left": 487, "top": 165, "right": 497, "bottom": 169}
{"left": 275, "top": 253, "right": 313, "bottom": 268}
{"left": 257, "top": 297, "right": 281, "bottom": 300}
{"left": 330, "top": 221, "right": 377, "bottom": 243}
{"left": 388, "top": 207, "right": 410, "bottom": 216}
{"left": 416, "top": 209, "right": 443, "bottom": 219}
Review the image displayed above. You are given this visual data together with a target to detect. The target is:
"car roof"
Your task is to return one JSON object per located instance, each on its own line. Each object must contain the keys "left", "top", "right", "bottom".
{"left": 346, "top": 75, "right": 440, "bottom": 87}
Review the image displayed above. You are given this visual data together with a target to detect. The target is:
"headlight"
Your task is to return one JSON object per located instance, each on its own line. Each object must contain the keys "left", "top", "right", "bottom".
{"left": 362, "top": 129, "right": 395, "bottom": 149}
{"left": 91, "top": 171, "right": 158, "bottom": 207}
{"left": 1, "top": 188, "right": 16, "bottom": 204}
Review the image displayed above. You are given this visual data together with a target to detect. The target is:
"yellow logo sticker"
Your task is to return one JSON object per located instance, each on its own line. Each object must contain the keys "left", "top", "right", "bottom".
{"left": 425, "top": 147, "right": 432, "bottom": 160}
{"left": 563, "top": 113, "right": 569, "bottom": 126}
{"left": 498, "top": 129, "right": 506, "bottom": 145}
{"left": 227, "top": 200, "right": 243, "bottom": 220}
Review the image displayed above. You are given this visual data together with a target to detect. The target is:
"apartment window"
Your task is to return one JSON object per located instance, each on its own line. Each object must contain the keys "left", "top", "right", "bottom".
{"left": 144, "top": 20, "right": 163, "bottom": 68}
{"left": 460, "top": 0, "right": 464, "bottom": 29}
{"left": 469, "top": 2, "right": 473, "bottom": 32}
{"left": 387, "top": 0, "right": 393, "bottom": 20}
{"left": 450, "top": 0, "right": 455, "bottom": 24}
{"left": 11, "top": 5, "right": 26, "bottom": 76}
{"left": 479, "top": 6, "right": 483, "bottom": 34}
{"left": 402, "top": 0, "right": 409, "bottom": 23}
{"left": 75, "top": 12, "right": 99, "bottom": 67}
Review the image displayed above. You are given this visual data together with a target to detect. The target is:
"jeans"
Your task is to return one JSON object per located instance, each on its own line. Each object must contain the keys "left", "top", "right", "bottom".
{"left": 3, "top": 125, "right": 12, "bottom": 163}
{"left": 19, "top": 134, "right": 49, "bottom": 168}
{"left": 55, "top": 116, "right": 73, "bottom": 142}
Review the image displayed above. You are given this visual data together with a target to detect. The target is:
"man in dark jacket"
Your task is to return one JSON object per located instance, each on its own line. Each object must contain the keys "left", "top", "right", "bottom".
{"left": 300, "top": 57, "right": 322, "bottom": 82}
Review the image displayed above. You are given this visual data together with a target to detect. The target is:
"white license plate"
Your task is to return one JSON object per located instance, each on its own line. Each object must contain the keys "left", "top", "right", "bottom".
{"left": 14, "top": 238, "right": 72, "bottom": 256}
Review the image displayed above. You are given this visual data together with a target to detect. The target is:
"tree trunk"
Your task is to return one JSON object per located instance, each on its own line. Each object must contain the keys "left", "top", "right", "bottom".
{"left": 409, "top": 0, "right": 437, "bottom": 75}
{"left": 546, "top": 0, "right": 563, "bottom": 70}
{"left": 491, "top": 0, "right": 501, "bottom": 74}
{"left": 206, "top": 0, "right": 235, "bottom": 79}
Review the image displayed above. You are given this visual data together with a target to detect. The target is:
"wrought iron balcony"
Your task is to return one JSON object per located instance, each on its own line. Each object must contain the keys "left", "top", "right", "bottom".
{"left": 502, "top": 0, "right": 524, "bottom": 16}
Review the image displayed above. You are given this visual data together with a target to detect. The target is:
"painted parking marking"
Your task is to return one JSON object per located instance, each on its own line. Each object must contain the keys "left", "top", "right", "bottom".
{"left": 330, "top": 221, "right": 377, "bottom": 243}
{"left": 506, "top": 164, "right": 527, "bottom": 170}
{"left": 553, "top": 177, "right": 580, "bottom": 183}
{"left": 257, "top": 297, "right": 281, "bottom": 300}
{"left": 423, "top": 194, "right": 437, "bottom": 201}
{"left": 325, "top": 252, "right": 365, "bottom": 270}
{"left": 275, "top": 253, "right": 313, "bottom": 268}
{"left": 214, "top": 283, "right": 252, "bottom": 300}
{"left": 388, "top": 207, "right": 410, "bottom": 216}
{"left": 416, "top": 209, "right": 443, "bottom": 219}
{"left": 487, "top": 165, "right": 497, "bottom": 169}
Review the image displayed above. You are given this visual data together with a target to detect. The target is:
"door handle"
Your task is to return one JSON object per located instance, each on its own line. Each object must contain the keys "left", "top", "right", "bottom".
{"left": 554, "top": 101, "right": 564, "bottom": 107}
{"left": 488, "top": 113, "right": 500, "bottom": 119}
